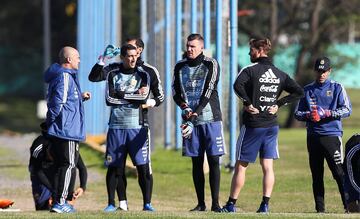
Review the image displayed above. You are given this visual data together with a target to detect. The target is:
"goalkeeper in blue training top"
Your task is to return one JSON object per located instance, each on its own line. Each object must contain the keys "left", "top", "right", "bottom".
{"left": 295, "top": 56, "right": 352, "bottom": 213}
{"left": 172, "top": 34, "right": 225, "bottom": 212}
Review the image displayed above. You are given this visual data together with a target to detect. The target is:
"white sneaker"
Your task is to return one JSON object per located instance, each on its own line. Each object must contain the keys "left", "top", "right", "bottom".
{"left": 119, "top": 200, "right": 128, "bottom": 211}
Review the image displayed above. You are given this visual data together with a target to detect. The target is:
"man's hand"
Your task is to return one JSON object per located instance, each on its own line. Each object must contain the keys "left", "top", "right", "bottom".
{"left": 142, "top": 99, "right": 156, "bottom": 108}
{"left": 73, "top": 187, "right": 84, "bottom": 200}
{"left": 268, "top": 105, "right": 278, "bottom": 115}
{"left": 98, "top": 45, "right": 120, "bottom": 65}
{"left": 103, "top": 45, "right": 120, "bottom": 59}
{"left": 180, "top": 121, "right": 194, "bottom": 139}
{"left": 181, "top": 103, "right": 193, "bottom": 120}
{"left": 245, "top": 104, "right": 259, "bottom": 114}
{"left": 310, "top": 106, "right": 321, "bottom": 122}
{"left": 310, "top": 105, "right": 331, "bottom": 122}
{"left": 82, "top": 92, "right": 91, "bottom": 101}
{"left": 316, "top": 106, "right": 332, "bottom": 119}
{"left": 138, "top": 87, "right": 149, "bottom": 96}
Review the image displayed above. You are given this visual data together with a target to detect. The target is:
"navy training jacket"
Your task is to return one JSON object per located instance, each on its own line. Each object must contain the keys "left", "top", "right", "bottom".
{"left": 295, "top": 79, "right": 351, "bottom": 136}
{"left": 44, "top": 63, "right": 86, "bottom": 141}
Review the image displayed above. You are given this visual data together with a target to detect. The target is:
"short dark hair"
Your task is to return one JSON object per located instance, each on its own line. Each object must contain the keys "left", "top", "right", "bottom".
{"left": 125, "top": 37, "right": 144, "bottom": 49}
{"left": 187, "top": 33, "right": 204, "bottom": 43}
{"left": 136, "top": 39, "right": 144, "bottom": 49}
{"left": 120, "top": 44, "right": 137, "bottom": 57}
{"left": 249, "top": 38, "right": 272, "bottom": 53}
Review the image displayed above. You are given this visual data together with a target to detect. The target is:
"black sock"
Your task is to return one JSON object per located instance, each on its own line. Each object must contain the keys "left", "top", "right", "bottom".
{"left": 136, "top": 164, "right": 152, "bottom": 204}
{"left": 208, "top": 155, "right": 221, "bottom": 207}
{"left": 192, "top": 156, "right": 205, "bottom": 206}
{"left": 227, "top": 197, "right": 237, "bottom": 205}
{"left": 262, "top": 196, "right": 270, "bottom": 204}
{"left": 106, "top": 167, "right": 120, "bottom": 206}
{"left": 115, "top": 161, "right": 127, "bottom": 201}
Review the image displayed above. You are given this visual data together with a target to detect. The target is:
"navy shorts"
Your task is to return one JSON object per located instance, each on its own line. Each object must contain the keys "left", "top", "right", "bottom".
{"left": 236, "top": 125, "right": 279, "bottom": 163}
{"left": 106, "top": 128, "right": 150, "bottom": 166}
{"left": 30, "top": 174, "right": 52, "bottom": 210}
{"left": 182, "top": 121, "right": 225, "bottom": 157}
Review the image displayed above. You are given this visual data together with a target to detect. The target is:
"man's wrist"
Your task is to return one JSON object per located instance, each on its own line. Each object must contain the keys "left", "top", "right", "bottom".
{"left": 97, "top": 56, "right": 105, "bottom": 65}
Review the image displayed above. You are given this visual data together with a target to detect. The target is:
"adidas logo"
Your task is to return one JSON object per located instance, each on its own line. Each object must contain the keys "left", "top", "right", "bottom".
{"left": 259, "top": 68, "right": 280, "bottom": 84}
{"left": 334, "top": 150, "right": 342, "bottom": 164}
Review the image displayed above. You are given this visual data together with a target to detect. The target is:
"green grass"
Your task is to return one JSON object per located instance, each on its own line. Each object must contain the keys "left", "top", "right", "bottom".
{"left": 0, "top": 147, "right": 28, "bottom": 180}
{"left": 2, "top": 128, "right": 358, "bottom": 218}
{"left": 0, "top": 98, "right": 42, "bottom": 133}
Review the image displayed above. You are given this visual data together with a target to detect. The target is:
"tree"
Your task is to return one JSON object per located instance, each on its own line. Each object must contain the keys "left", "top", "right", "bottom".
{"left": 237, "top": 0, "right": 360, "bottom": 127}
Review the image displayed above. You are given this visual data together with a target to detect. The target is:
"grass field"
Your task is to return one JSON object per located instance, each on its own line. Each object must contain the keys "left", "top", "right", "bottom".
{"left": 1, "top": 128, "right": 360, "bottom": 218}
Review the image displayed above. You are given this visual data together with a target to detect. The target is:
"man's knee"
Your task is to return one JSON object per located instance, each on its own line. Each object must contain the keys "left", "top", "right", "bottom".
{"left": 331, "top": 164, "right": 345, "bottom": 180}
{"left": 260, "top": 159, "right": 274, "bottom": 175}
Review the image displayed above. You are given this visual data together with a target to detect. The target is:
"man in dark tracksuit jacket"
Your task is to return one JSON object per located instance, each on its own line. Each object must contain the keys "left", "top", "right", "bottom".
{"left": 29, "top": 134, "right": 53, "bottom": 210}
{"left": 222, "top": 38, "right": 303, "bottom": 213}
{"left": 295, "top": 57, "right": 351, "bottom": 213}
{"left": 172, "top": 34, "right": 225, "bottom": 212}
{"left": 29, "top": 133, "right": 88, "bottom": 210}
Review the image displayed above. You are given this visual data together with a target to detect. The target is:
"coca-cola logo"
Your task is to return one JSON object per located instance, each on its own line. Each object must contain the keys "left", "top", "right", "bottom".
{"left": 260, "top": 85, "right": 278, "bottom": 92}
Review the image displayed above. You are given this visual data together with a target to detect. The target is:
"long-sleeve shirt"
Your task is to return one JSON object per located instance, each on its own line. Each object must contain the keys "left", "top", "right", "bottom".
{"left": 234, "top": 57, "right": 304, "bottom": 128}
{"left": 137, "top": 59, "right": 164, "bottom": 107}
{"left": 89, "top": 63, "right": 152, "bottom": 129}
{"left": 172, "top": 53, "right": 222, "bottom": 125}
{"left": 295, "top": 79, "right": 351, "bottom": 136}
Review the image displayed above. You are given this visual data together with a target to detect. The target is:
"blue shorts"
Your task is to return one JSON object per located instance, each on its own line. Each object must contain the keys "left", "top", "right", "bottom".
{"left": 106, "top": 128, "right": 150, "bottom": 166}
{"left": 30, "top": 174, "right": 52, "bottom": 210}
{"left": 236, "top": 125, "right": 279, "bottom": 163}
{"left": 182, "top": 121, "right": 226, "bottom": 157}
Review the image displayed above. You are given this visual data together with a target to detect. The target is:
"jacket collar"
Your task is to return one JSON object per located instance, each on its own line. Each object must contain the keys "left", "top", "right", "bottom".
{"left": 254, "top": 56, "right": 273, "bottom": 65}
{"left": 187, "top": 53, "right": 204, "bottom": 67}
{"left": 120, "top": 63, "right": 136, "bottom": 74}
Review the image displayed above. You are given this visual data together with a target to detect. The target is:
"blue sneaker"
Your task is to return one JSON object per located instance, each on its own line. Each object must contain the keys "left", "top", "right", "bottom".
{"left": 104, "top": 204, "right": 117, "bottom": 212}
{"left": 220, "top": 202, "right": 236, "bottom": 212}
{"left": 51, "top": 202, "right": 75, "bottom": 213}
{"left": 143, "top": 203, "right": 155, "bottom": 211}
{"left": 256, "top": 202, "right": 269, "bottom": 213}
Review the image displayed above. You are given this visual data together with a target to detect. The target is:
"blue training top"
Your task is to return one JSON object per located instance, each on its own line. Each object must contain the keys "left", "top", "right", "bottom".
{"left": 295, "top": 79, "right": 352, "bottom": 136}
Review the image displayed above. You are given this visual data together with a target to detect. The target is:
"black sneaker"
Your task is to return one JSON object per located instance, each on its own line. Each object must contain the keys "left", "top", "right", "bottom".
{"left": 190, "top": 204, "right": 206, "bottom": 211}
{"left": 211, "top": 205, "right": 222, "bottom": 212}
{"left": 256, "top": 202, "right": 269, "bottom": 213}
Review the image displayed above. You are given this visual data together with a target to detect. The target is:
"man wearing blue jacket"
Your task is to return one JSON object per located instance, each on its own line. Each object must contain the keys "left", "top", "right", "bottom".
{"left": 295, "top": 56, "right": 352, "bottom": 213}
{"left": 44, "top": 46, "right": 91, "bottom": 213}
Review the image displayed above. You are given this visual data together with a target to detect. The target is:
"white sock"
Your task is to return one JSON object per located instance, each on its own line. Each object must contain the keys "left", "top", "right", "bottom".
{"left": 119, "top": 200, "right": 128, "bottom": 211}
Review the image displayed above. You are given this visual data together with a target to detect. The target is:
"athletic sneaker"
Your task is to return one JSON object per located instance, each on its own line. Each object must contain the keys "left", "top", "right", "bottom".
{"left": 119, "top": 200, "right": 128, "bottom": 211}
{"left": 220, "top": 202, "right": 236, "bottom": 212}
{"left": 51, "top": 202, "right": 76, "bottom": 213}
{"left": 143, "top": 203, "right": 155, "bottom": 211}
{"left": 211, "top": 205, "right": 222, "bottom": 212}
{"left": 104, "top": 204, "right": 117, "bottom": 212}
{"left": 190, "top": 204, "right": 206, "bottom": 211}
{"left": 256, "top": 202, "right": 269, "bottom": 213}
